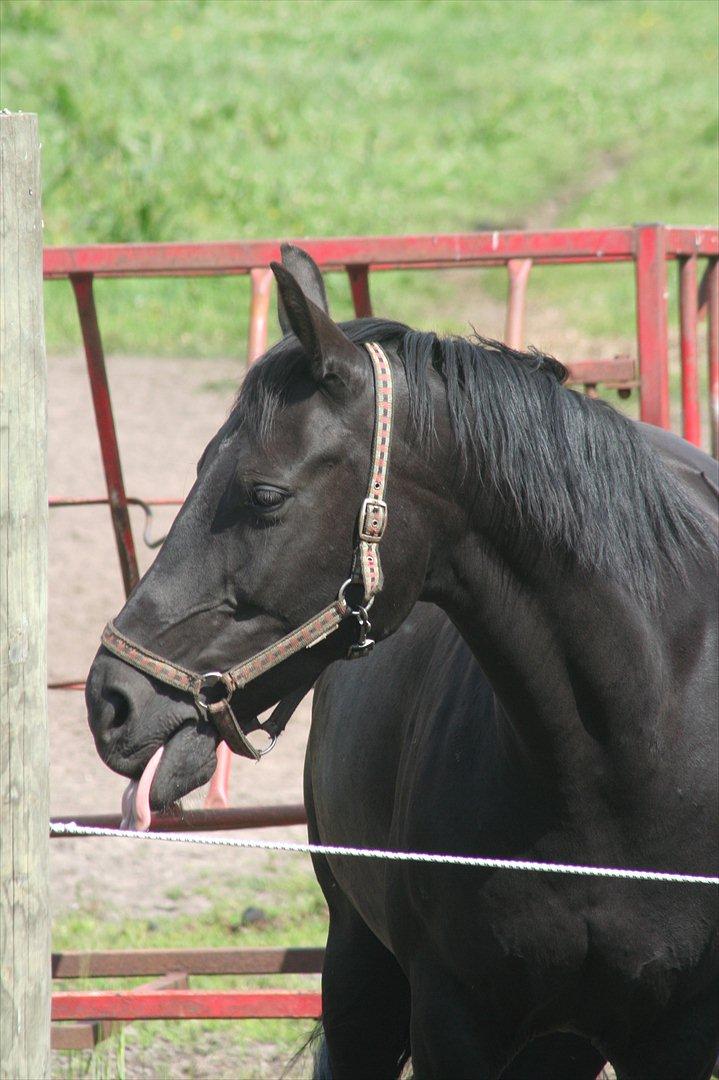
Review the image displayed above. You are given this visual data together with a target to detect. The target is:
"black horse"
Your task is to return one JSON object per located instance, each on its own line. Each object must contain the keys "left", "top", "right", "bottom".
{"left": 86, "top": 246, "right": 718, "bottom": 1079}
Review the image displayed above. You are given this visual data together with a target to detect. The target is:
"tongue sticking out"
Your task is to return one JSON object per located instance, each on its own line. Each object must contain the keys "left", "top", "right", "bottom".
{"left": 120, "top": 746, "right": 164, "bottom": 831}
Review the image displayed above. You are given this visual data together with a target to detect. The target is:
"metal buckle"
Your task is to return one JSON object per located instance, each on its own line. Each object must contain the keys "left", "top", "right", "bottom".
{"left": 195, "top": 671, "right": 230, "bottom": 711}
{"left": 358, "top": 498, "right": 387, "bottom": 542}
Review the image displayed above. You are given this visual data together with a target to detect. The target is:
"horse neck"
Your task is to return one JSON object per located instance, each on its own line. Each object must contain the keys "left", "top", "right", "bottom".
{"left": 423, "top": 520, "right": 684, "bottom": 789}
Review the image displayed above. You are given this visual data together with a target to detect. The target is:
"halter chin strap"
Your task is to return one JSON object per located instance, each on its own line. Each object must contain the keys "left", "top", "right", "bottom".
{"left": 100, "top": 342, "right": 394, "bottom": 760}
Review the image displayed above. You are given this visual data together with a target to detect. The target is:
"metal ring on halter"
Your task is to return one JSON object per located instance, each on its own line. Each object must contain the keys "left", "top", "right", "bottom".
{"left": 338, "top": 578, "right": 375, "bottom": 612}
{"left": 195, "top": 671, "right": 227, "bottom": 711}
{"left": 254, "top": 731, "right": 278, "bottom": 757}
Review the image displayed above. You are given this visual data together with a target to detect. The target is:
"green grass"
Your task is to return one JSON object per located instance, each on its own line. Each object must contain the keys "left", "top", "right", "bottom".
{"left": 52, "top": 864, "right": 328, "bottom": 1079}
{"left": 2, "top": 0, "right": 717, "bottom": 357}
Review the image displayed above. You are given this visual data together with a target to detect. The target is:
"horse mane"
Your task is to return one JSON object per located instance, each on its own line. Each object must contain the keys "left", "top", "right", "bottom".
{"left": 237, "top": 317, "right": 711, "bottom": 606}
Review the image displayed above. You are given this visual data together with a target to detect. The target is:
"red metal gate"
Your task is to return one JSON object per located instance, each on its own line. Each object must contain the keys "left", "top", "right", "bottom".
{"left": 46, "top": 225, "right": 718, "bottom": 1045}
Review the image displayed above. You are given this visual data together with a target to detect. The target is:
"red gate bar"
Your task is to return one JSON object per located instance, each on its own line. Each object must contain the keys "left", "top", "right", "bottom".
{"left": 51, "top": 973, "right": 188, "bottom": 1050}
{"left": 634, "top": 224, "right": 670, "bottom": 429}
{"left": 248, "top": 267, "right": 274, "bottom": 363}
{"left": 665, "top": 230, "right": 719, "bottom": 258}
{"left": 41, "top": 229, "right": 719, "bottom": 280}
{"left": 708, "top": 259, "right": 719, "bottom": 457}
{"left": 43, "top": 230, "right": 636, "bottom": 278}
{"left": 347, "top": 264, "right": 373, "bottom": 317}
{"left": 504, "top": 258, "right": 533, "bottom": 349}
{"left": 52, "top": 947, "right": 324, "bottom": 978}
{"left": 679, "top": 255, "right": 701, "bottom": 446}
{"left": 70, "top": 273, "right": 139, "bottom": 595}
{"left": 52, "top": 989, "right": 322, "bottom": 1021}
{"left": 50, "top": 803, "right": 307, "bottom": 834}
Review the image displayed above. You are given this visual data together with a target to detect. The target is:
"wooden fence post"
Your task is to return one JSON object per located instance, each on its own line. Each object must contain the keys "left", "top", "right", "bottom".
{"left": 0, "top": 111, "right": 51, "bottom": 1078}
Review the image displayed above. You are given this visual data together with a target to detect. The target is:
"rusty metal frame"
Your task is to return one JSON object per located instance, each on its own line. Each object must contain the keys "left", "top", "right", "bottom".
{"left": 53, "top": 946, "right": 324, "bottom": 978}
{"left": 69, "top": 274, "right": 140, "bottom": 594}
{"left": 52, "top": 989, "right": 322, "bottom": 1023}
{"left": 50, "top": 803, "right": 307, "bottom": 833}
{"left": 51, "top": 973, "right": 187, "bottom": 1050}
{"left": 707, "top": 258, "right": 719, "bottom": 456}
{"left": 50, "top": 948, "right": 324, "bottom": 1047}
{"left": 679, "top": 254, "right": 701, "bottom": 445}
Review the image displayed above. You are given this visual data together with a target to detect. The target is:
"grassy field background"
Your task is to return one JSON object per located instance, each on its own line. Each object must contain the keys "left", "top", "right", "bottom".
{"left": 2, "top": 0, "right": 717, "bottom": 358}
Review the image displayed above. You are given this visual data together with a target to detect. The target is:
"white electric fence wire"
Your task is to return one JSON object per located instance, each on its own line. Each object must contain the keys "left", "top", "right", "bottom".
{"left": 50, "top": 822, "right": 719, "bottom": 886}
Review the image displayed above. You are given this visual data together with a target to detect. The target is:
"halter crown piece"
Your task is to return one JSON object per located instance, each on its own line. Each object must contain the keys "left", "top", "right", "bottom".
{"left": 100, "top": 342, "right": 394, "bottom": 761}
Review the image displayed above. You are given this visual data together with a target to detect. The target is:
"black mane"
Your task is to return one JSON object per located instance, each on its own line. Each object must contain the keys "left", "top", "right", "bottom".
{"left": 237, "top": 318, "right": 710, "bottom": 605}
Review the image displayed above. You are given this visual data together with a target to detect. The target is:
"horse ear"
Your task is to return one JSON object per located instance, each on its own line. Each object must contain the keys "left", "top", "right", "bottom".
{"left": 271, "top": 261, "right": 363, "bottom": 390}
{"left": 277, "top": 244, "right": 330, "bottom": 334}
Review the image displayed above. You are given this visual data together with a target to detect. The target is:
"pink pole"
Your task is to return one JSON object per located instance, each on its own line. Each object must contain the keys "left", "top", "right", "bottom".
{"left": 708, "top": 259, "right": 719, "bottom": 458}
{"left": 247, "top": 267, "right": 274, "bottom": 363}
{"left": 504, "top": 258, "right": 532, "bottom": 349}
{"left": 635, "top": 225, "right": 670, "bottom": 429}
{"left": 204, "top": 743, "right": 233, "bottom": 810}
{"left": 678, "top": 256, "right": 701, "bottom": 446}
{"left": 347, "top": 265, "right": 372, "bottom": 317}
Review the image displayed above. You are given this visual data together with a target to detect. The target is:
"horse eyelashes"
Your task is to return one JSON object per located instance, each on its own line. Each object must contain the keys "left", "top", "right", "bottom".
{"left": 250, "top": 485, "right": 288, "bottom": 510}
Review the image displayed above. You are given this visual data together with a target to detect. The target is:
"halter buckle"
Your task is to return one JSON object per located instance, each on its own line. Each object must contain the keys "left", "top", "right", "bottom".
{"left": 358, "top": 498, "right": 387, "bottom": 542}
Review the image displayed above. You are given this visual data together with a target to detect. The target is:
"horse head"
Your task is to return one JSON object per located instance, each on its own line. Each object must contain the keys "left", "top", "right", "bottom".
{"left": 85, "top": 247, "right": 445, "bottom": 812}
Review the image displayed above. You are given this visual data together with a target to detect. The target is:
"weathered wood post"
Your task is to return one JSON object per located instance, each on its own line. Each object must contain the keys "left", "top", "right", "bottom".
{"left": 0, "top": 111, "right": 51, "bottom": 1078}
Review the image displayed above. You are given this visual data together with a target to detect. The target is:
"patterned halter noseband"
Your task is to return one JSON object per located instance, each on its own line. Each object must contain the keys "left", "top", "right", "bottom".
{"left": 99, "top": 342, "right": 394, "bottom": 760}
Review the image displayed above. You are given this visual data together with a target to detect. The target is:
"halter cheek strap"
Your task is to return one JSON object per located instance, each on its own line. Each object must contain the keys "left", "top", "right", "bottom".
{"left": 349, "top": 341, "right": 391, "bottom": 598}
{"left": 100, "top": 342, "right": 394, "bottom": 760}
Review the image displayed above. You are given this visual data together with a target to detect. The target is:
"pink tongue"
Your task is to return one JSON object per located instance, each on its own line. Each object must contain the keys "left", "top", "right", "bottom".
{"left": 120, "top": 746, "right": 164, "bottom": 831}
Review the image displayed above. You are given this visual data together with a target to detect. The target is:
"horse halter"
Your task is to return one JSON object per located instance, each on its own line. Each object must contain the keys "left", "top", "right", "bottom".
{"left": 99, "top": 342, "right": 394, "bottom": 762}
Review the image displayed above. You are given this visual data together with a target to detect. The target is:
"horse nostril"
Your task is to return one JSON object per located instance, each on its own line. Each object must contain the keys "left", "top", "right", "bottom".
{"left": 104, "top": 687, "right": 132, "bottom": 729}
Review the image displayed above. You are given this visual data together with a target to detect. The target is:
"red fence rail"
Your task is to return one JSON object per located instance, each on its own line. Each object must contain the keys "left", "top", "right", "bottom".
{"left": 51, "top": 803, "right": 307, "bottom": 834}
{"left": 51, "top": 948, "right": 324, "bottom": 1049}
{"left": 53, "top": 989, "right": 322, "bottom": 1022}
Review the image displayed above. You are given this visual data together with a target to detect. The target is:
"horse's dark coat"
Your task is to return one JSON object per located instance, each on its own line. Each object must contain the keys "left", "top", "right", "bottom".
{"left": 85, "top": 246, "right": 718, "bottom": 1078}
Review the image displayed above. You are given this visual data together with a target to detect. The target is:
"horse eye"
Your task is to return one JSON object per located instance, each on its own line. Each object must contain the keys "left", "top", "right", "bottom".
{"left": 250, "top": 485, "right": 287, "bottom": 510}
